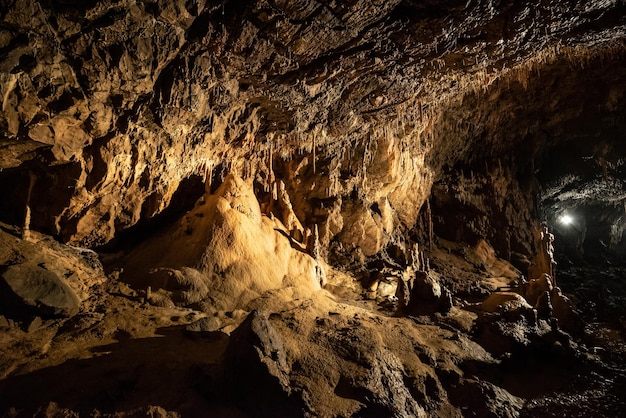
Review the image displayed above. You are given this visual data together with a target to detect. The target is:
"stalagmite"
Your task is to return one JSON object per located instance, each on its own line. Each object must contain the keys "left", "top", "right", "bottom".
{"left": 0, "top": 1, "right": 624, "bottom": 416}
{"left": 22, "top": 171, "right": 37, "bottom": 242}
{"left": 426, "top": 199, "right": 433, "bottom": 251}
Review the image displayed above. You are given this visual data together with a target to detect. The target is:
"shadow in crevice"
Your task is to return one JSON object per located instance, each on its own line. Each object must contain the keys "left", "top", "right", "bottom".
{"left": 0, "top": 326, "right": 234, "bottom": 416}
{"left": 96, "top": 175, "right": 206, "bottom": 257}
{"left": 459, "top": 355, "right": 579, "bottom": 399}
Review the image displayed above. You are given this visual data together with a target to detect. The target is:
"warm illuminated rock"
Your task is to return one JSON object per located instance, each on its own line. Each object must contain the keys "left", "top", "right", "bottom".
{"left": 122, "top": 174, "right": 322, "bottom": 312}
{"left": 0, "top": 0, "right": 625, "bottom": 416}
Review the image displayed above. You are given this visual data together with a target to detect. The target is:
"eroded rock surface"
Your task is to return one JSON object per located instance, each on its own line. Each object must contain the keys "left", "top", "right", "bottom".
{"left": 122, "top": 173, "right": 322, "bottom": 312}
{"left": 0, "top": 225, "right": 105, "bottom": 319}
{"left": 1, "top": 0, "right": 626, "bottom": 417}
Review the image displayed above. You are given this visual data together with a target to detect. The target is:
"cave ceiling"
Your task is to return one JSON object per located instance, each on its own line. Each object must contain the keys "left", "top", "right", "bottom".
{"left": 0, "top": 0, "right": 625, "bottom": 250}
{"left": 3, "top": 2, "right": 626, "bottom": 416}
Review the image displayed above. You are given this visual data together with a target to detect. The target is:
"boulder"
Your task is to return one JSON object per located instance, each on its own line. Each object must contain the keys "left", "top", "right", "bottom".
{"left": 496, "top": 294, "right": 538, "bottom": 324}
{"left": 481, "top": 292, "right": 532, "bottom": 314}
{"left": 447, "top": 379, "right": 523, "bottom": 418}
{"left": 0, "top": 227, "right": 105, "bottom": 319}
{"left": 220, "top": 310, "right": 303, "bottom": 418}
{"left": 0, "top": 315, "right": 12, "bottom": 329}
{"left": 405, "top": 271, "right": 453, "bottom": 315}
{"left": 1, "top": 262, "right": 80, "bottom": 317}
{"left": 185, "top": 316, "right": 221, "bottom": 333}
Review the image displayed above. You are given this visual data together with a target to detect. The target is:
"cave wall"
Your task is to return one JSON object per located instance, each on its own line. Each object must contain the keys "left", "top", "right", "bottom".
{"left": 0, "top": 0, "right": 625, "bottom": 267}
{"left": 426, "top": 43, "right": 626, "bottom": 265}
{"left": 2, "top": 2, "right": 626, "bottom": 416}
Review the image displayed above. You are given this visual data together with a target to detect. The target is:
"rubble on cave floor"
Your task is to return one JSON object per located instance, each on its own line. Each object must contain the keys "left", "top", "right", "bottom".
{"left": 1, "top": 219, "right": 624, "bottom": 417}
{"left": 0, "top": 0, "right": 624, "bottom": 416}
{"left": 0, "top": 175, "right": 621, "bottom": 417}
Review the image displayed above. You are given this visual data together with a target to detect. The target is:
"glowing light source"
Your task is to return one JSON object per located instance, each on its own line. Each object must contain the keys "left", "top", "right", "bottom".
{"left": 559, "top": 214, "right": 573, "bottom": 225}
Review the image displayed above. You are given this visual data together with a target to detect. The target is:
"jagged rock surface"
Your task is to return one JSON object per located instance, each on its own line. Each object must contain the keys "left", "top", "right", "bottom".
{"left": 0, "top": 0, "right": 624, "bottom": 254}
{"left": 0, "top": 225, "right": 105, "bottom": 319}
{"left": 1, "top": 0, "right": 626, "bottom": 417}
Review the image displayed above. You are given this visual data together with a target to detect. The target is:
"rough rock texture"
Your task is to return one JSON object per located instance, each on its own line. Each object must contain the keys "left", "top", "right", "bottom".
{"left": 0, "top": 224, "right": 105, "bottom": 318}
{"left": 122, "top": 173, "right": 322, "bottom": 312}
{"left": 212, "top": 304, "right": 502, "bottom": 418}
{"left": 0, "top": 0, "right": 624, "bottom": 255}
{"left": 1, "top": 0, "right": 626, "bottom": 417}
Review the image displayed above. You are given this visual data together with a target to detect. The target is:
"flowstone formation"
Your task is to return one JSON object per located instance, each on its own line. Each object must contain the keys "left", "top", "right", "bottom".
{"left": 1, "top": 0, "right": 626, "bottom": 417}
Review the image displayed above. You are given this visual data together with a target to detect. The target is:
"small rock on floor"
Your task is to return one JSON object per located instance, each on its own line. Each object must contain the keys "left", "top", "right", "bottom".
{"left": 185, "top": 316, "right": 221, "bottom": 333}
{"left": 0, "top": 315, "right": 11, "bottom": 329}
{"left": 27, "top": 317, "right": 42, "bottom": 333}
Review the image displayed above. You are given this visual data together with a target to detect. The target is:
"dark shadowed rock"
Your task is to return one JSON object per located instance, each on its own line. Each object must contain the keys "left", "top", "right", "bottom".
{"left": 0, "top": 227, "right": 105, "bottom": 319}
{"left": 0, "top": 315, "right": 11, "bottom": 329}
{"left": 185, "top": 316, "right": 221, "bottom": 333}
{"left": 221, "top": 310, "right": 304, "bottom": 418}
{"left": 447, "top": 379, "right": 523, "bottom": 418}
{"left": 406, "top": 271, "right": 453, "bottom": 316}
{"left": 1, "top": 262, "right": 80, "bottom": 317}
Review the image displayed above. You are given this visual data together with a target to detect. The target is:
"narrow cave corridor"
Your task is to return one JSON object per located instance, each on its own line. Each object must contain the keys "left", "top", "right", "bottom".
{"left": 0, "top": 1, "right": 625, "bottom": 417}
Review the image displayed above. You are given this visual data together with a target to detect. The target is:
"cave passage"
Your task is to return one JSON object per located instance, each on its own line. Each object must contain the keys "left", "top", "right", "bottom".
{"left": 1, "top": 0, "right": 626, "bottom": 417}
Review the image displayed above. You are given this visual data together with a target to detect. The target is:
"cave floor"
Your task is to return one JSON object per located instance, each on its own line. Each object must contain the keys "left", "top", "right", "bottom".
{"left": 1, "top": 269, "right": 625, "bottom": 417}
{"left": 0, "top": 279, "right": 243, "bottom": 416}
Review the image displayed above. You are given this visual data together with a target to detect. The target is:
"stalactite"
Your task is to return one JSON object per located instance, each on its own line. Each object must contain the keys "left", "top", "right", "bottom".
{"left": 426, "top": 199, "right": 433, "bottom": 251}
{"left": 204, "top": 160, "right": 213, "bottom": 193}
{"left": 312, "top": 130, "right": 316, "bottom": 174}
{"left": 268, "top": 137, "right": 275, "bottom": 186}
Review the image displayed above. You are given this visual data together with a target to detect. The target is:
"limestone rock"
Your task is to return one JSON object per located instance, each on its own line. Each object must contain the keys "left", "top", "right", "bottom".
{"left": 405, "top": 271, "right": 453, "bottom": 315}
{"left": 447, "top": 379, "right": 523, "bottom": 418}
{"left": 26, "top": 316, "right": 43, "bottom": 333}
{"left": 0, "top": 227, "right": 105, "bottom": 318}
{"left": 481, "top": 292, "right": 532, "bottom": 314}
{"left": 185, "top": 316, "right": 221, "bottom": 333}
{"left": 215, "top": 308, "right": 432, "bottom": 418}
{"left": 0, "top": 0, "right": 619, "bottom": 254}
{"left": 0, "top": 0, "right": 623, "bottom": 416}
{"left": 123, "top": 174, "right": 321, "bottom": 312}
{"left": 2, "top": 262, "right": 80, "bottom": 317}
{"left": 481, "top": 292, "right": 537, "bottom": 324}
{"left": 522, "top": 273, "right": 554, "bottom": 306}
{"left": 0, "top": 315, "right": 12, "bottom": 329}
{"left": 550, "top": 287, "right": 583, "bottom": 332}
{"left": 221, "top": 310, "right": 302, "bottom": 417}
{"left": 146, "top": 267, "right": 210, "bottom": 307}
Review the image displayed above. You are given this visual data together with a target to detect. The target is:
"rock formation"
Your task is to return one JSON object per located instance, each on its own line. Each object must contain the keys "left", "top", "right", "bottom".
{"left": 1, "top": 0, "right": 626, "bottom": 416}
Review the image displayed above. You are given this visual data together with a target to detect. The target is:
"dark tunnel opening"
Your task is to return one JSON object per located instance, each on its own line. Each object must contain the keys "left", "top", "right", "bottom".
{"left": 536, "top": 135, "right": 626, "bottom": 329}
{"left": 537, "top": 135, "right": 626, "bottom": 268}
